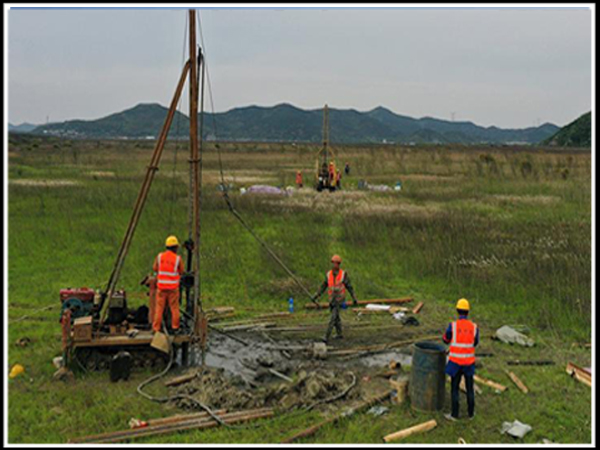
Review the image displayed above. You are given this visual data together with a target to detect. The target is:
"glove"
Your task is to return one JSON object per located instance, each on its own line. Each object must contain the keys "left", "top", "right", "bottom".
{"left": 353, "top": 299, "right": 358, "bottom": 306}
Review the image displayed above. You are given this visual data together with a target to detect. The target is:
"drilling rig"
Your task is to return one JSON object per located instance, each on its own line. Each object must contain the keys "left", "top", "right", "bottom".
{"left": 58, "top": 10, "right": 206, "bottom": 373}
{"left": 315, "top": 104, "right": 338, "bottom": 192}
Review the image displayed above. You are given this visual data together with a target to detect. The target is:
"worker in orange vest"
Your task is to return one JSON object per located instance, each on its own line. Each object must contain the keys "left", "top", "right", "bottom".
{"left": 312, "top": 254, "right": 358, "bottom": 343}
{"left": 296, "top": 170, "right": 303, "bottom": 188}
{"left": 152, "top": 235, "right": 185, "bottom": 334}
{"left": 442, "top": 298, "right": 479, "bottom": 421}
{"left": 328, "top": 162, "right": 336, "bottom": 188}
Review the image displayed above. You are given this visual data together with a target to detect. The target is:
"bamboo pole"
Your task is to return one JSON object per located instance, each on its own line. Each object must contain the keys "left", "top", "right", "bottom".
{"left": 505, "top": 370, "right": 529, "bottom": 394}
{"left": 383, "top": 419, "right": 437, "bottom": 443}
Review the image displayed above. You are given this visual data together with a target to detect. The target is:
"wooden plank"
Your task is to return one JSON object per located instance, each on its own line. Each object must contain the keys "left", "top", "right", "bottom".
{"left": 473, "top": 374, "right": 507, "bottom": 392}
{"left": 412, "top": 302, "right": 424, "bottom": 314}
{"left": 305, "top": 298, "right": 413, "bottom": 310}
{"left": 505, "top": 370, "right": 529, "bottom": 394}
{"left": 566, "top": 362, "right": 592, "bottom": 387}
{"left": 383, "top": 419, "right": 437, "bottom": 443}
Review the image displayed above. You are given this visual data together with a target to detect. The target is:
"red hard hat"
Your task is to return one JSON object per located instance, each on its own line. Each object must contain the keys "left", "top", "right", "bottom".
{"left": 331, "top": 254, "right": 342, "bottom": 263}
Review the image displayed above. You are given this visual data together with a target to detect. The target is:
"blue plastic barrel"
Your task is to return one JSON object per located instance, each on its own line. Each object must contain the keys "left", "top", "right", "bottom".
{"left": 409, "top": 341, "right": 447, "bottom": 412}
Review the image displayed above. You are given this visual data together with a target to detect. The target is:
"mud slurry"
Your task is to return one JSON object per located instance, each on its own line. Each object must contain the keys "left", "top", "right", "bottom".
{"left": 168, "top": 332, "right": 408, "bottom": 413}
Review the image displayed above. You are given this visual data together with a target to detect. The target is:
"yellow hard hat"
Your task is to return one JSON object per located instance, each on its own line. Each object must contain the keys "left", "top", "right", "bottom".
{"left": 165, "top": 235, "right": 179, "bottom": 247}
{"left": 456, "top": 298, "right": 470, "bottom": 311}
{"left": 331, "top": 254, "right": 342, "bottom": 263}
{"left": 9, "top": 364, "right": 25, "bottom": 379}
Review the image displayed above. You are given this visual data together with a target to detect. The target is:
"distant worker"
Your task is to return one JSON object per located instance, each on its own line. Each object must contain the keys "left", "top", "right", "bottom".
{"left": 296, "top": 170, "right": 303, "bottom": 188}
{"left": 328, "top": 162, "right": 336, "bottom": 188}
{"left": 344, "top": 162, "right": 350, "bottom": 175}
{"left": 443, "top": 298, "right": 479, "bottom": 421}
{"left": 312, "top": 254, "right": 358, "bottom": 343}
{"left": 336, "top": 169, "right": 342, "bottom": 190}
{"left": 152, "top": 235, "right": 185, "bottom": 334}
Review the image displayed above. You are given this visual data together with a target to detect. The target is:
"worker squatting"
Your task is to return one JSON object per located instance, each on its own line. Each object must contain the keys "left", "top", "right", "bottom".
{"left": 149, "top": 236, "right": 479, "bottom": 421}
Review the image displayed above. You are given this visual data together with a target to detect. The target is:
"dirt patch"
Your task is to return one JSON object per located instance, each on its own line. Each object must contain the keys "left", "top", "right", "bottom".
{"left": 10, "top": 179, "right": 80, "bottom": 187}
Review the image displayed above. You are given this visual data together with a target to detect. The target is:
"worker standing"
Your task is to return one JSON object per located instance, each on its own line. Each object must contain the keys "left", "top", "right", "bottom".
{"left": 328, "top": 162, "right": 336, "bottom": 189}
{"left": 296, "top": 170, "right": 303, "bottom": 188}
{"left": 344, "top": 162, "right": 350, "bottom": 175}
{"left": 442, "top": 298, "right": 479, "bottom": 421}
{"left": 312, "top": 255, "right": 358, "bottom": 343}
{"left": 336, "top": 169, "right": 342, "bottom": 190}
{"left": 152, "top": 236, "right": 185, "bottom": 334}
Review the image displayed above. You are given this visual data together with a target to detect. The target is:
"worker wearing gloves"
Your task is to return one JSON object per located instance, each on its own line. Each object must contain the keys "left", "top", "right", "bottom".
{"left": 312, "top": 254, "right": 358, "bottom": 343}
{"left": 152, "top": 235, "right": 185, "bottom": 334}
{"left": 442, "top": 298, "right": 479, "bottom": 421}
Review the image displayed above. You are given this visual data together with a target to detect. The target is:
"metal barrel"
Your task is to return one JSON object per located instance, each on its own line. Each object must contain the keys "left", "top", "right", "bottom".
{"left": 409, "top": 341, "right": 447, "bottom": 412}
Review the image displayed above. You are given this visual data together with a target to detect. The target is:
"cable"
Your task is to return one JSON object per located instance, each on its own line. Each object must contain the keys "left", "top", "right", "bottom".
{"left": 196, "top": 11, "right": 316, "bottom": 304}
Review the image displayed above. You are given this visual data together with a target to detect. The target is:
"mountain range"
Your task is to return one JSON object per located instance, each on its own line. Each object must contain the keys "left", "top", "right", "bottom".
{"left": 17, "top": 103, "right": 561, "bottom": 145}
{"left": 542, "top": 112, "right": 591, "bottom": 147}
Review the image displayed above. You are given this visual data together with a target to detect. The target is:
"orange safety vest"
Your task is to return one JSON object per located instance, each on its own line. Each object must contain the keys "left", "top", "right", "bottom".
{"left": 448, "top": 319, "right": 477, "bottom": 366}
{"left": 156, "top": 251, "right": 182, "bottom": 291}
{"left": 327, "top": 269, "right": 346, "bottom": 300}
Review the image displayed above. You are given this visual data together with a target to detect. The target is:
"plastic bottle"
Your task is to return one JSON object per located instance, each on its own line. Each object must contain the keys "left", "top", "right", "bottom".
{"left": 288, "top": 297, "right": 294, "bottom": 313}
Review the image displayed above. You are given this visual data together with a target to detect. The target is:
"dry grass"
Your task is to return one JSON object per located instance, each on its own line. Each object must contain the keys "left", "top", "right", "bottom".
{"left": 10, "top": 179, "right": 80, "bottom": 187}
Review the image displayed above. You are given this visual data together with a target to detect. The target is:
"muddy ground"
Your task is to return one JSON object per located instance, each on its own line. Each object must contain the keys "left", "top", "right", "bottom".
{"left": 166, "top": 313, "right": 423, "bottom": 415}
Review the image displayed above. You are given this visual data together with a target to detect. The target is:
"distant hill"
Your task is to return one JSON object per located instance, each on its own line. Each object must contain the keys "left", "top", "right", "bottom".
{"left": 29, "top": 103, "right": 560, "bottom": 144}
{"left": 8, "top": 122, "right": 38, "bottom": 133}
{"left": 541, "top": 112, "right": 591, "bottom": 147}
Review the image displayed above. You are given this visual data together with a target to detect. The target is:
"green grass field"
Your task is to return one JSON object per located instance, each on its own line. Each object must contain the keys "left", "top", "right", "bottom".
{"left": 7, "top": 134, "right": 592, "bottom": 443}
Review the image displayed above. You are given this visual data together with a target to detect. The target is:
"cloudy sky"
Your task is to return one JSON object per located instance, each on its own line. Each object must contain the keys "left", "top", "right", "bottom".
{"left": 7, "top": 6, "right": 593, "bottom": 128}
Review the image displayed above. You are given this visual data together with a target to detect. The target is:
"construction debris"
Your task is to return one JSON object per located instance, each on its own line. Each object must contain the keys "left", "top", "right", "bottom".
{"left": 500, "top": 419, "right": 532, "bottom": 439}
{"left": 367, "top": 405, "right": 389, "bottom": 416}
{"left": 473, "top": 374, "right": 507, "bottom": 393}
{"left": 505, "top": 370, "right": 529, "bottom": 394}
{"left": 281, "top": 390, "right": 393, "bottom": 443}
{"left": 53, "top": 366, "right": 75, "bottom": 382}
{"left": 494, "top": 325, "right": 534, "bottom": 347}
{"left": 566, "top": 362, "right": 592, "bottom": 387}
{"left": 383, "top": 419, "right": 437, "bottom": 443}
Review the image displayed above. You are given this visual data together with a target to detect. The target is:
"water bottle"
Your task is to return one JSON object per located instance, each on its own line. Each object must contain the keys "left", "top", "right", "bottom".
{"left": 288, "top": 297, "right": 294, "bottom": 313}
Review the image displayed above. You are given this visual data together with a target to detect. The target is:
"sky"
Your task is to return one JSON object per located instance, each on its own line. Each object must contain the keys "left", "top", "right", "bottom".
{"left": 7, "top": 6, "right": 593, "bottom": 129}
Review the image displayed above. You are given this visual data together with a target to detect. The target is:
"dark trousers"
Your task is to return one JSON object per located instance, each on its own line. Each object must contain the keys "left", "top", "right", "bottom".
{"left": 450, "top": 369, "right": 475, "bottom": 418}
{"left": 325, "top": 302, "right": 342, "bottom": 340}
